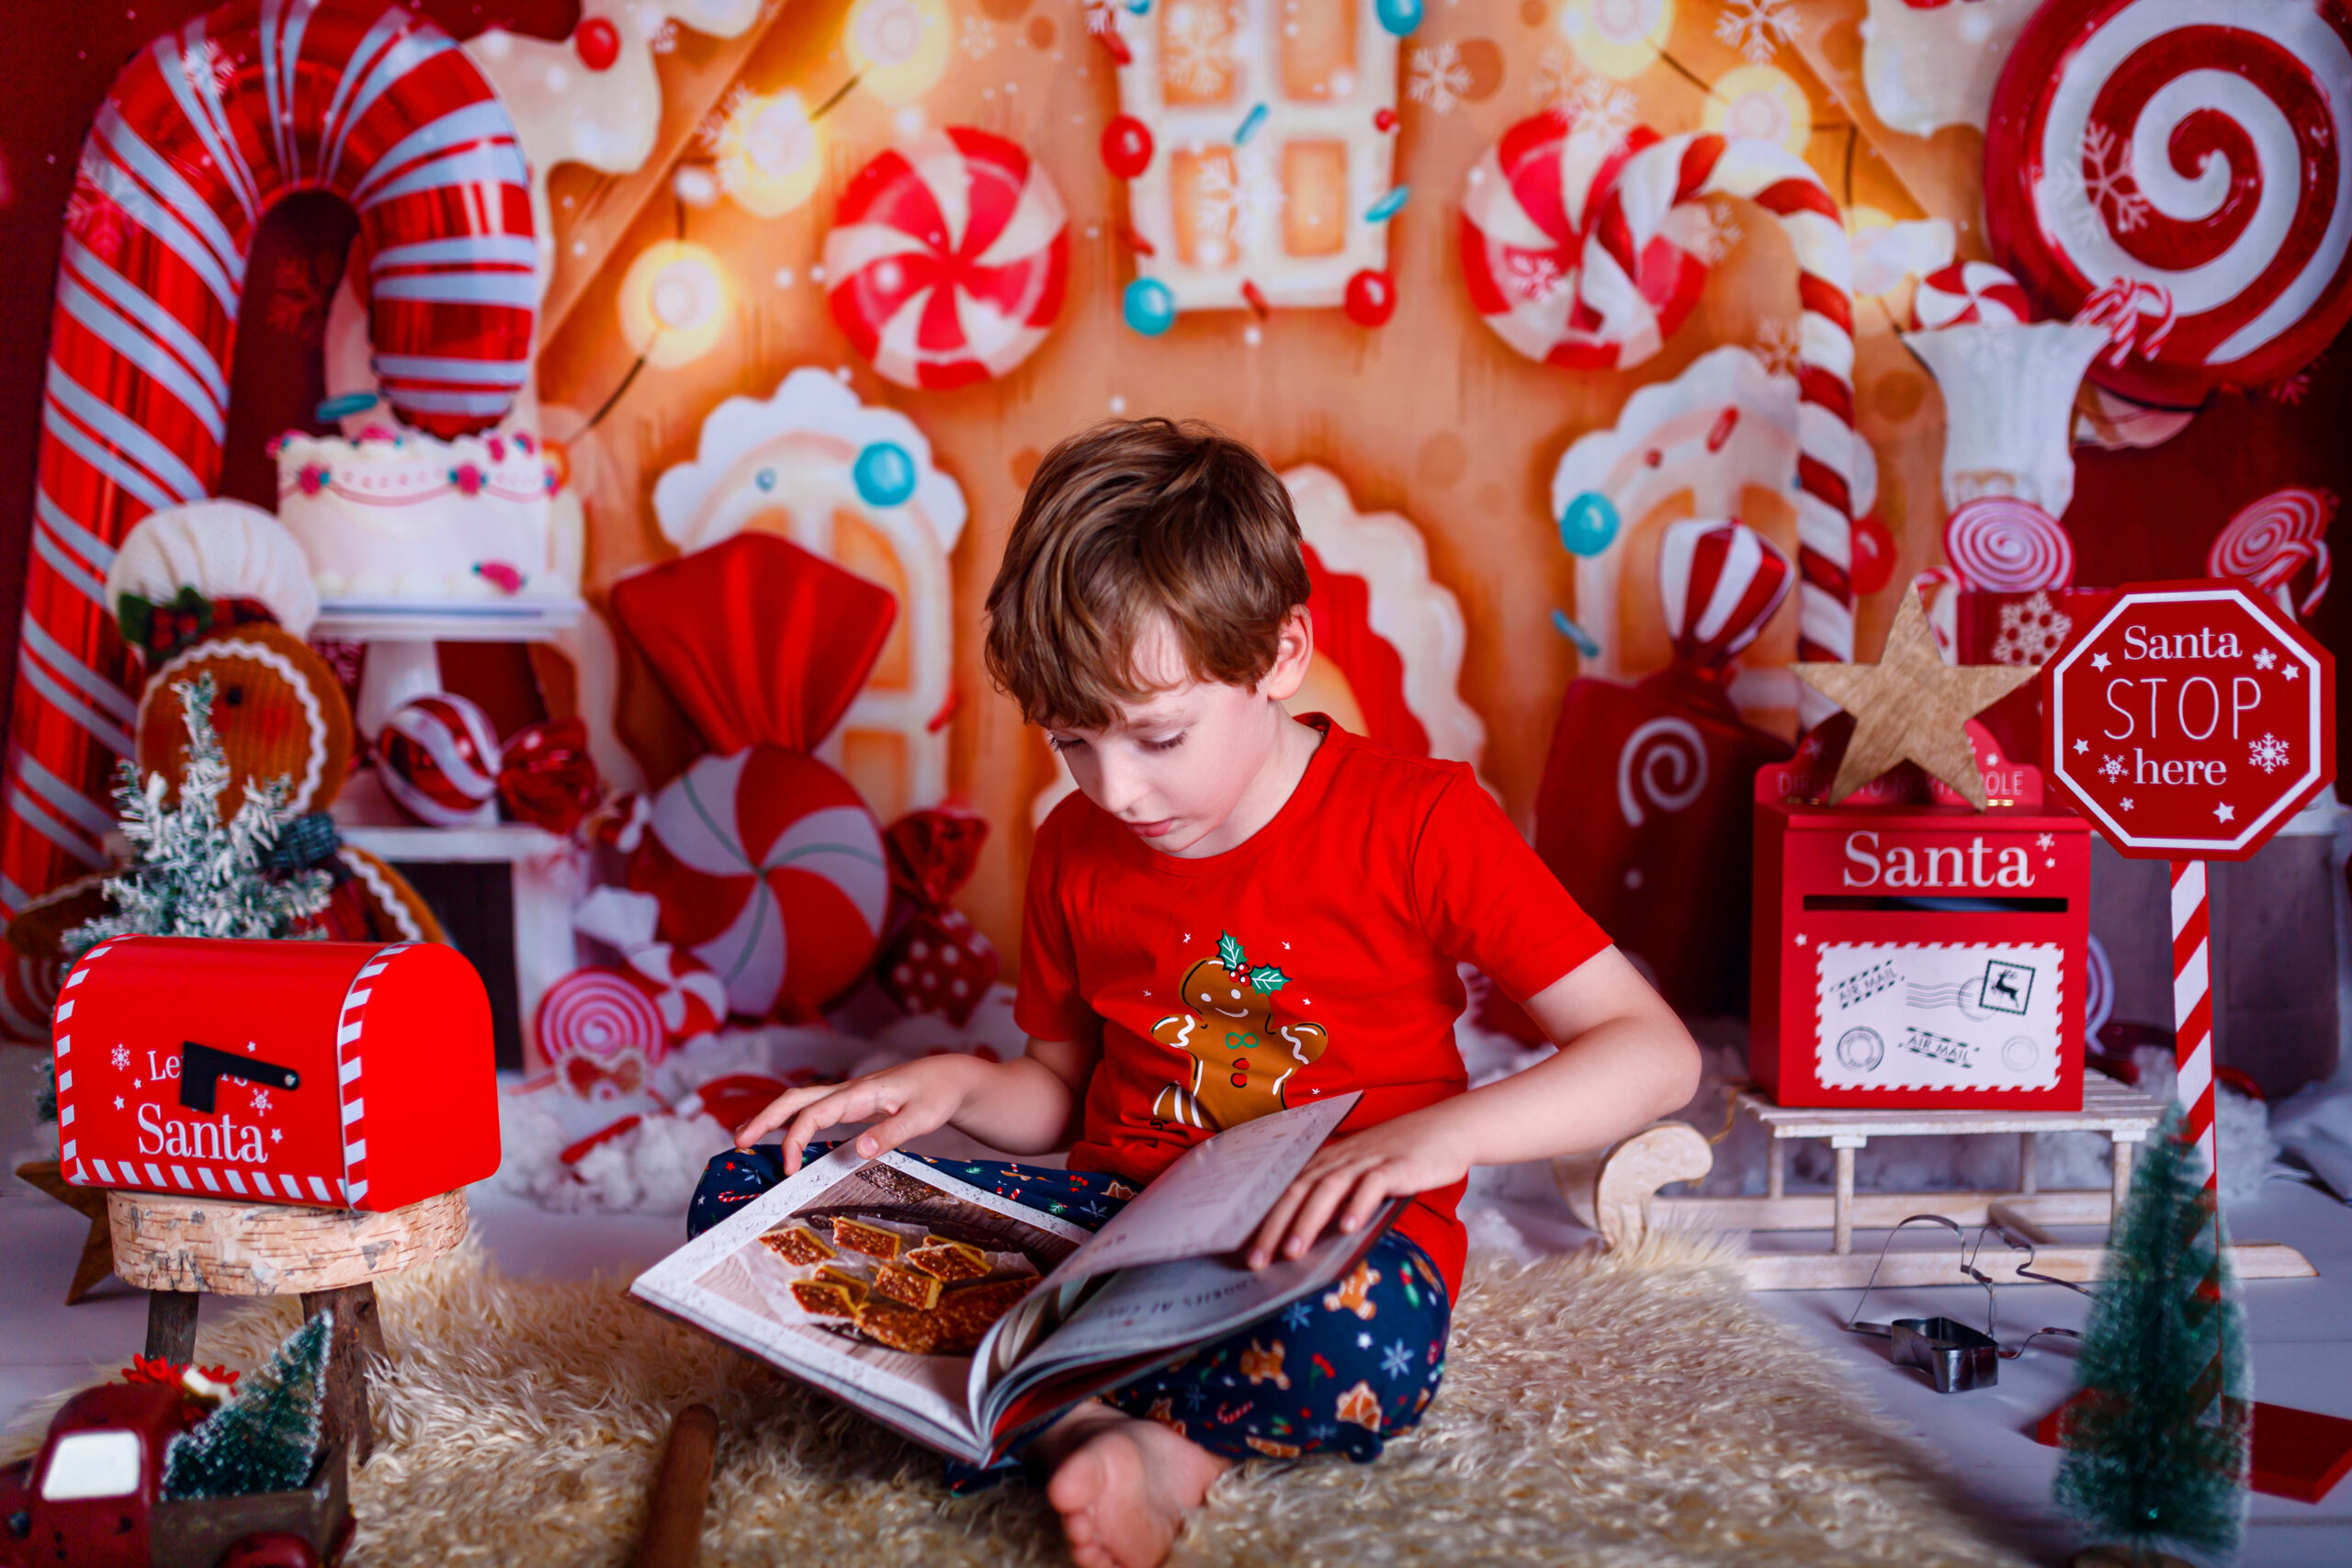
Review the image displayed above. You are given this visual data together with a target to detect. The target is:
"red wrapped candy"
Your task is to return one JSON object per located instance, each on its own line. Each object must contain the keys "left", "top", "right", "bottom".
{"left": 612, "top": 535, "right": 899, "bottom": 1021}
{"left": 1532, "top": 519, "right": 1796, "bottom": 1015}
{"left": 878, "top": 810, "right": 998, "bottom": 1027}
{"left": 499, "top": 716, "right": 604, "bottom": 837}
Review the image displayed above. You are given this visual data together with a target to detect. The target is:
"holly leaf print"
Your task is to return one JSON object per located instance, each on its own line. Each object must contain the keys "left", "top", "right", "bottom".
{"left": 1248, "top": 964, "right": 1289, "bottom": 994}
{"left": 1218, "top": 931, "right": 1245, "bottom": 971}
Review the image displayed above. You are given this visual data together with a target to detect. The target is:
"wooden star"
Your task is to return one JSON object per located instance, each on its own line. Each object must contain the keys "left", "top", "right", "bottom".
{"left": 16, "top": 1159, "right": 115, "bottom": 1304}
{"left": 1794, "top": 587, "right": 2038, "bottom": 809}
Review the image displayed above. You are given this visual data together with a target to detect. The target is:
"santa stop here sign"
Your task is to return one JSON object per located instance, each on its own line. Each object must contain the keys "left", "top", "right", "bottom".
{"left": 2046, "top": 581, "right": 2335, "bottom": 862}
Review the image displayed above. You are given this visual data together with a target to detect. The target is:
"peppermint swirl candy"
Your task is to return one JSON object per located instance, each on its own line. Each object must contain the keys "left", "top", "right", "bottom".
{"left": 2208, "top": 485, "right": 2335, "bottom": 615}
{"left": 1943, "top": 497, "right": 2076, "bottom": 592}
{"left": 1615, "top": 716, "right": 1709, "bottom": 830}
{"left": 1909, "top": 262, "right": 2032, "bottom": 331}
{"left": 1985, "top": 0, "right": 2352, "bottom": 404}
{"left": 535, "top": 966, "right": 667, "bottom": 1064}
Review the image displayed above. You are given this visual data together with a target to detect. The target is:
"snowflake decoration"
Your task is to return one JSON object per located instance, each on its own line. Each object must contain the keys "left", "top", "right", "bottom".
{"left": 1283, "top": 1301, "right": 1315, "bottom": 1330}
{"left": 1161, "top": 1, "right": 1238, "bottom": 99}
{"left": 1408, "top": 42, "right": 1473, "bottom": 117}
{"left": 1084, "top": 0, "right": 1120, "bottom": 36}
{"left": 649, "top": 17, "right": 680, "bottom": 54}
{"left": 179, "top": 38, "right": 237, "bottom": 96}
{"left": 1754, "top": 317, "right": 1805, "bottom": 379}
{"left": 2120, "top": 796, "right": 2135, "bottom": 812}
{"left": 1714, "top": 0, "right": 1802, "bottom": 65}
{"left": 2100, "top": 754, "right": 2126, "bottom": 782}
{"left": 2268, "top": 370, "right": 2312, "bottom": 406}
{"left": 112, "top": 1043, "right": 130, "bottom": 1070}
{"left": 959, "top": 16, "right": 998, "bottom": 58}
{"left": 251, "top": 1088, "right": 272, "bottom": 1116}
{"left": 65, "top": 173, "right": 128, "bottom": 262}
{"left": 2250, "top": 733, "right": 2292, "bottom": 773}
{"left": 1692, "top": 198, "right": 1744, "bottom": 265}
{"left": 1991, "top": 591, "right": 2075, "bottom": 666}
{"left": 1506, "top": 251, "right": 1572, "bottom": 303}
{"left": 1381, "top": 1339, "right": 1416, "bottom": 1379}
{"left": 1532, "top": 47, "right": 1577, "bottom": 113}
{"left": 1562, "top": 70, "right": 1638, "bottom": 157}
{"left": 2037, "top": 833, "right": 2055, "bottom": 850}
{"left": 2077, "top": 122, "right": 2151, "bottom": 239}
{"left": 2253, "top": 648, "right": 2278, "bottom": 671}
{"left": 1193, "top": 147, "right": 1285, "bottom": 255}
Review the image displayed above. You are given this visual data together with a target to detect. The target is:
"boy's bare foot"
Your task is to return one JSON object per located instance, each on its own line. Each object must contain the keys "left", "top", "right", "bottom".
{"left": 1041, "top": 1404, "right": 1230, "bottom": 1568}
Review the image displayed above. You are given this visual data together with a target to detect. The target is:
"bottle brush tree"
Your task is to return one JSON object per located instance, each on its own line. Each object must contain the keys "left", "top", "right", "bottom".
{"left": 65, "top": 671, "right": 329, "bottom": 953}
{"left": 2053, "top": 1106, "right": 2251, "bottom": 1564}
{"left": 163, "top": 1310, "right": 333, "bottom": 1499}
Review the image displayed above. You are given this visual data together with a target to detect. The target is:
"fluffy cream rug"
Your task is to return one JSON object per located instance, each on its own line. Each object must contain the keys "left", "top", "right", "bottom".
{"left": 36, "top": 1234, "right": 2031, "bottom": 1567}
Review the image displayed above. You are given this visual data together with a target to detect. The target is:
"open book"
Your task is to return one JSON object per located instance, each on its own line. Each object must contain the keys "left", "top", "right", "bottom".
{"left": 629, "top": 1095, "right": 1394, "bottom": 1465}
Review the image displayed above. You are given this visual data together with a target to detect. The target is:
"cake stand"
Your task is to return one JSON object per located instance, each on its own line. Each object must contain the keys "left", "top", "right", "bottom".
{"left": 316, "top": 595, "right": 589, "bottom": 1068}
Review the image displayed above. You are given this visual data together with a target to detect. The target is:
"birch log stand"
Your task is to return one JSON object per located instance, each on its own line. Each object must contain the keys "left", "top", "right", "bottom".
{"left": 108, "top": 1188, "right": 469, "bottom": 1462}
{"left": 1555, "top": 1072, "right": 2318, "bottom": 1290}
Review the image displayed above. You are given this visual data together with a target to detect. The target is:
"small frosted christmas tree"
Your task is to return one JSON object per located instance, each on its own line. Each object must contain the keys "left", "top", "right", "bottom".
{"left": 162, "top": 1311, "right": 332, "bottom": 1499}
{"left": 2053, "top": 1106, "right": 2251, "bottom": 1565}
{"left": 66, "top": 673, "right": 329, "bottom": 953}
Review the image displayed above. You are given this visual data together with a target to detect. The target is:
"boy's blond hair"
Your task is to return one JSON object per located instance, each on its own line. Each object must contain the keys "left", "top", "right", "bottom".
{"left": 983, "top": 419, "right": 1309, "bottom": 731}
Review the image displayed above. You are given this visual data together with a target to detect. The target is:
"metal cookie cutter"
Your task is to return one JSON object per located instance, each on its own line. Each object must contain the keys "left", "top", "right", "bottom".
{"left": 1842, "top": 1214, "right": 2088, "bottom": 1393}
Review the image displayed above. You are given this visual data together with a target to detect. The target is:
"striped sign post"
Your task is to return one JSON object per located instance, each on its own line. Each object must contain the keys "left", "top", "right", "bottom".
{"left": 2169, "top": 859, "right": 2218, "bottom": 1194}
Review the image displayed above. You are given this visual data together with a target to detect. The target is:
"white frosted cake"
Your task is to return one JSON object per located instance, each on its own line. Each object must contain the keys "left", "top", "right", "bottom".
{"left": 275, "top": 427, "right": 573, "bottom": 603}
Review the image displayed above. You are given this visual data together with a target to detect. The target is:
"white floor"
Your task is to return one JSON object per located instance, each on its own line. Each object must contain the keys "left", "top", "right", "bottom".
{"left": 5, "top": 1045, "right": 2347, "bottom": 1567}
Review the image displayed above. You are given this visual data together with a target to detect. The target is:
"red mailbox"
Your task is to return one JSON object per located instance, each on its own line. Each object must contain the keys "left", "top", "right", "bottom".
{"left": 1751, "top": 740, "right": 2091, "bottom": 1110}
{"left": 54, "top": 937, "right": 498, "bottom": 1212}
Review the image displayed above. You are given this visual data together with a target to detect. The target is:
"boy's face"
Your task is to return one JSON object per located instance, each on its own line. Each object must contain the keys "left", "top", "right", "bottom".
{"left": 1045, "top": 610, "right": 1313, "bottom": 857}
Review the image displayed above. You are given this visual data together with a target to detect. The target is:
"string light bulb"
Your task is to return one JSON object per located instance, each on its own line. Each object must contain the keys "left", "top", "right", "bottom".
{"left": 844, "top": 0, "right": 952, "bottom": 103}
{"left": 619, "top": 241, "right": 729, "bottom": 367}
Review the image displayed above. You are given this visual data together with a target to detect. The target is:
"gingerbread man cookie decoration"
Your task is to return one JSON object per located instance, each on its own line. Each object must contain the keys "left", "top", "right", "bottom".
{"left": 1149, "top": 931, "right": 1329, "bottom": 1131}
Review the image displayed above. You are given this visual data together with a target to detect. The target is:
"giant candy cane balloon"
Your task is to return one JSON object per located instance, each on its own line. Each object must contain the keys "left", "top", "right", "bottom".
{"left": 1985, "top": 0, "right": 2352, "bottom": 405}
{"left": 0, "top": 0, "right": 534, "bottom": 983}
{"left": 1589, "top": 133, "right": 1860, "bottom": 716}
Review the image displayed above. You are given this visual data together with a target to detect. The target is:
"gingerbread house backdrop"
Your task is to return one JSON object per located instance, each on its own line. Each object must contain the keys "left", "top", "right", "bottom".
{"left": 0, "top": 0, "right": 2346, "bottom": 1069}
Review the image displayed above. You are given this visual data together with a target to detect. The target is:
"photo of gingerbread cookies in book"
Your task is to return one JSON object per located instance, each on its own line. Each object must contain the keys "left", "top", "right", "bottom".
{"left": 682, "top": 1156, "right": 1082, "bottom": 1371}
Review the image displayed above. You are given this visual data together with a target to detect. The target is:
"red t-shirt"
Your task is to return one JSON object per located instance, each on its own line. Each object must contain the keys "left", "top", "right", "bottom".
{"left": 1014, "top": 716, "right": 1611, "bottom": 1292}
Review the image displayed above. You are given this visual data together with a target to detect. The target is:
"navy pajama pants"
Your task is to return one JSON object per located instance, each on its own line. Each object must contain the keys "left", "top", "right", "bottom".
{"left": 688, "top": 1145, "right": 1452, "bottom": 1472}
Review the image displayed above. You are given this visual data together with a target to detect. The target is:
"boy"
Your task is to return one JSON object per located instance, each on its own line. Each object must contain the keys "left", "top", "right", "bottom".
{"left": 706, "top": 420, "right": 1702, "bottom": 1568}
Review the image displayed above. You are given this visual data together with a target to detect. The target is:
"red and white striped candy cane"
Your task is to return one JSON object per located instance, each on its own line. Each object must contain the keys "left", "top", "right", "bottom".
{"left": 0, "top": 0, "right": 534, "bottom": 1028}
{"left": 1585, "top": 133, "right": 1859, "bottom": 723}
{"left": 2170, "top": 858, "right": 2219, "bottom": 1194}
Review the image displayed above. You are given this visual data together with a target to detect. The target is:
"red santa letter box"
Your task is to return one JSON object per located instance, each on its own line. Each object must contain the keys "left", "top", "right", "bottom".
{"left": 54, "top": 937, "right": 499, "bottom": 1211}
{"left": 1751, "top": 750, "right": 2090, "bottom": 1111}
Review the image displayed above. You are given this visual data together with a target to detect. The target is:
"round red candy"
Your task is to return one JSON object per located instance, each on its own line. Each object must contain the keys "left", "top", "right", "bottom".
{"left": 575, "top": 17, "right": 621, "bottom": 71}
{"left": 1344, "top": 268, "right": 1396, "bottom": 327}
{"left": 1101, "top": 115, "right": 1153, "bottom": 180}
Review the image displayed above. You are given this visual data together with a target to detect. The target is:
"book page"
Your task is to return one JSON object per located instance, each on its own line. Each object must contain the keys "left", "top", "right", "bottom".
{"left": 629, "top": 1145, "right": 1091, "bottom": 1461}
{"left": 1052, "top": 1092, "right": 1361, "bottom": 1280}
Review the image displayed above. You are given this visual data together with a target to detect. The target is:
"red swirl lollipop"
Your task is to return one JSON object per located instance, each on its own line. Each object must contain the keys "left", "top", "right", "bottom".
{"left": 535, "top": 966, "right": 667, "bottom": 1072}
{"left": 1944, "top": 498, "right": 2077, "bottom": 592}
{"left": 2208, "top": 486, "right": 2335, "bottom": 617}
{"left": 1985, "top": 0, "right": 2352, "bottom": 404}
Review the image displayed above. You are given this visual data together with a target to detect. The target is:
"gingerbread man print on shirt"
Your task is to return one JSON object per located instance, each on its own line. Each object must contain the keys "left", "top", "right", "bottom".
{"left": 1148, "top": 931, "right": 1329, "bottom": 1131}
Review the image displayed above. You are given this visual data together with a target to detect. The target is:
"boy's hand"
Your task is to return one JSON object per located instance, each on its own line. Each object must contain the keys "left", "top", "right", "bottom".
{"left": 1244, "top": 1107, "right": 1473, "bottom": 1270}
{"left": 732, "top": 1055, "right": 985, "bottom": 1175}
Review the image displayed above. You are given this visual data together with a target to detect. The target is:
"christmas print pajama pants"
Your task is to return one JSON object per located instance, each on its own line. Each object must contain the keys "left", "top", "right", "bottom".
{"left": 687, "top": 1146, "right": 1452, "bottom": 1472}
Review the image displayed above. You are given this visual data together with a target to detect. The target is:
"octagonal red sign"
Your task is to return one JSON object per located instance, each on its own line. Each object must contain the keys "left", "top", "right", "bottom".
{"left": 2046, "top": 581, "right": 2335, "bottom": 861}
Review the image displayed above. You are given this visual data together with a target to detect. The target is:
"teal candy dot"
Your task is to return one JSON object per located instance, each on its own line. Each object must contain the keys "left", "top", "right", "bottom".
{"left": 853, "top": 441, "right": 917, "bottom": 507}
{"left": 1124, "top": 276, "right": 1178, "bottom": 336}
{"left": 754, "top": 467, "right": 776, "bottom": 491}
{"left": 1364, "top": 186, "right": 1409, "bottom": 223}
{"left": 1374, "top": 0, "right": 1421, "bottom": 35}
{"left": 1557, "top": 491, "right": 1621, "bottom": 557}
{"left": 315, "top": 390, "right": 379, "bottom": 422}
